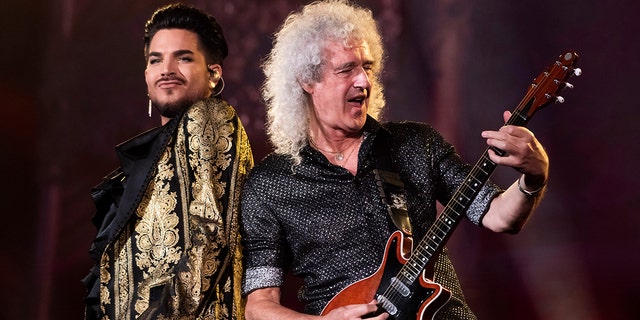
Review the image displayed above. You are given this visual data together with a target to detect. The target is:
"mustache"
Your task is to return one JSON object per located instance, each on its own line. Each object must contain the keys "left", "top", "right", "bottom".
{"left": 155, "top": 75, "right": 185, "bottom": 85}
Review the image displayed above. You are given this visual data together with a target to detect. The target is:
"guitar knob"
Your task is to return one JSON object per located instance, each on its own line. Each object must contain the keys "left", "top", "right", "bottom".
{"left": 573, "top": 68, "right": 582, "bottom": 76}
{"left": 564, "top": 82, "right": 574, "bottom": 89}
{"left": 556, "top": 96, "right": 565, "bottom": 103}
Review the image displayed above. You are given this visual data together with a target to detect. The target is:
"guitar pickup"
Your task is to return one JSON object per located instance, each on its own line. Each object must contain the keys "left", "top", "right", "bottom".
{"left": 390, "top": 277, "right": 411, "bottom": 297}
{"left": 375, "top": 294, "right": 398, "bottom": 316}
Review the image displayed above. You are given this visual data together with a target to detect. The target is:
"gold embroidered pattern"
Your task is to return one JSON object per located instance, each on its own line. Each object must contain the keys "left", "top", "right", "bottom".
{"left": 135, "top": 146, "right": 182, "bottom": 271}
{"left": 98, "top": 251, "right": 111, "bottom": 316}
{"left": 133, "top": 145, "right": 183, "bottom": 316}
{"left": 98, "top": 98, "right": 252, "bottom": 319}
{"left": 169, "top": 100, "right": 233, "bottom": 313}
{"left": 113, "top": 227, "right": 136, "bottom": 318}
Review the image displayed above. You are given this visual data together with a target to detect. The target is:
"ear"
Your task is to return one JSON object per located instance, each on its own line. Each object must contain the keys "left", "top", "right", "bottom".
{"left": 301, "top": 81, "right": 314, "bottom": 94}
{"left": 208, "top": 64, "right": 222, "bottom": 82}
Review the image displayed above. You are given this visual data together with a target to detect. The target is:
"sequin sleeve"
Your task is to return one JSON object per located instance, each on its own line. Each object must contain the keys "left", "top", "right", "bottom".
{"left": 431, "top": 131, "right": 501, "bottom": 226}
{"left": 388, "top": 121, "right": 501, "bottom": 227}
{"left": 240, "top": 166, "right": 287, "bottom": 295}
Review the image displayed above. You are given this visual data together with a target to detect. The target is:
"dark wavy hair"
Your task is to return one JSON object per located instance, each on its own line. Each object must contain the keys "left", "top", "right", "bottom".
{"left": 143, "top": 3, "right": 228, "bottom": 66}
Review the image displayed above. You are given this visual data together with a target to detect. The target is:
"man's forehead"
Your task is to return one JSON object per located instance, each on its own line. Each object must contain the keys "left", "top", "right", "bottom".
{"left": 324, "top": 39, "right": 372, "bottom": 59}
{"left": 149, "top": 29, "right": 200, "bottom": 51}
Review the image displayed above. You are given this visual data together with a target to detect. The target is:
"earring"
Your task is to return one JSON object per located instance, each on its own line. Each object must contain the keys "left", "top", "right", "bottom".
{"left": 148, "top": 99, "right": 152, "bottom": 117}
{"left": 213, "top": 77, "right": 225, "bottom": 96}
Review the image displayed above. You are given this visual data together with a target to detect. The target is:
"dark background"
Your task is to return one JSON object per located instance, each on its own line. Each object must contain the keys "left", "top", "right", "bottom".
{"left": 2, "top": 0, "right": 638, "bottom": 319}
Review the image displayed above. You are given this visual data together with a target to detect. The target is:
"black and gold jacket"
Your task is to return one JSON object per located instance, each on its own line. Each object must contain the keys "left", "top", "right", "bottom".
{"left": 84, "top": 97, "right": 253, "bottom": 319}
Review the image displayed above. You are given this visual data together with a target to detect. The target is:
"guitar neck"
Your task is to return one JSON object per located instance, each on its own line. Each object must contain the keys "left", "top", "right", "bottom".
{"left": 387, "top": 49, "right": 580, "bottom": 293}
{"left": 359, "top": 51, "right": 579, "bottom": 319}
{"left": 396, "top": 105, "right": 533, "bottom": 284}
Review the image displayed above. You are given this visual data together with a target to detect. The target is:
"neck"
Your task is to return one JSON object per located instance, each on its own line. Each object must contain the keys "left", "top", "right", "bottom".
{"left": 309, "top": 124, "right": 363, "bottom": 151}
{"left": 161, "top": 115, "right": 171, "bottom": 126}
{"left": 309, "top": 129, "right": 363, "bottom": 174}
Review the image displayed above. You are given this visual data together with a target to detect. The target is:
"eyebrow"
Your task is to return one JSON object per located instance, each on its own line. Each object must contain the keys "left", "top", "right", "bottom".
{"left": 148, "top": 49, "right": 195, "bottom": 58}
{"left": 335, "top": 59, "right": 374, "bottom": 71}
{"left": 172, "top": 49, "right": 195, "bottom": 57}
{"left": 336, "top": 61, "right": 358, "bottom": 70}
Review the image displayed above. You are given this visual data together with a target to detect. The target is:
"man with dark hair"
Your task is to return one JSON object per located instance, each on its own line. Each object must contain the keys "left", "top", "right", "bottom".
{"left": 83, "top": 4, "right": 253, "bottom": 319}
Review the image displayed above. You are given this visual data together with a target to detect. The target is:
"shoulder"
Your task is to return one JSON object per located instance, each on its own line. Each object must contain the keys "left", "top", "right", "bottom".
{"left": 382, "top": 120, "right": 437, "bottom": 136}
{"left": 240, "top": 153, "right": 297, "bottom": 207}
{"left": 186, "top": 97, "right": 239, "bottom": 124}
{"left": 374, "top": 121, "right": 459, "bottom": 177}
{"left": 246, "top": 153, "right": 293, "bottom": 181}
{"left": 379, "top": 120, "right": 450, "bottom": 150}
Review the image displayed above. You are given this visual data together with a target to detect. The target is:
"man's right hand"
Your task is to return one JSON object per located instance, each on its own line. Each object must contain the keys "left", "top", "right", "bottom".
{"left": 246, "top": 288, "right": 388, "bottom": 320}
{"left": 320, "top": 300, "right": 388, "bottom": 320}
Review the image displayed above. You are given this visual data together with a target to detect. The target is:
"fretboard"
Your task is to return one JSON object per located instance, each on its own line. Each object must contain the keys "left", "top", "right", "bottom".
{"left": 393, "top": 104, "right": 533, "bottom": 286}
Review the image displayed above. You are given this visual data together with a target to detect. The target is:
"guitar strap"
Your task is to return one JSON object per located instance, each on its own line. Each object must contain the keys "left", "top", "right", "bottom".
{"left": 373, "top": 131, "right": 413, "bottom": 241}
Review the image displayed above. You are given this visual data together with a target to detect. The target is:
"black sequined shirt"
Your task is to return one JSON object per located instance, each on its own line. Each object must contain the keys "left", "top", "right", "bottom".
{"left": 241, "top": 117, "right": 501, "bottom": 318}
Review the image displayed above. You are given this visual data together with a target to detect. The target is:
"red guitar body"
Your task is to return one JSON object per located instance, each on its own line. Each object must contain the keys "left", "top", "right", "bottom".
{"left": 321, "top": 231, "right": 451, "bottom": 319}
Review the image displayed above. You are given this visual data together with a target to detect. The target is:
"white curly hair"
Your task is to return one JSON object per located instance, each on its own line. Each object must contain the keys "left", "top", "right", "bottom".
{"left": 262, "top": 0, "right": 386, "bottom": 165}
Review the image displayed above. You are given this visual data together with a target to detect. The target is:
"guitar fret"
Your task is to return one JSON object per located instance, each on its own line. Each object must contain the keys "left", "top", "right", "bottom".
{"left": 399, "top": 135, "right": 511, "bottom": 292}
{"left": 403, "top": 264, "right": 419, "bottom": 279}
{"left": 393, "top": 50, "right": 580, "bottom": 305}
{"left": 398, "top": 107, "right": 537, "bottom": 302}
{"left": 400, "top": 151, "right": 497, "bottom": 283}
{"left": 323, "top": 51, "right": 579, "bottom": 318}
{"left": 431, "top": 223, "right": 449, "bottom": 237}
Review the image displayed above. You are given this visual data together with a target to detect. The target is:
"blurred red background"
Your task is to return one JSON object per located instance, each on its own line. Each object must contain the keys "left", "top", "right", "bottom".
{"left": 2, "top": 1, "right": 638, "bottom": 319}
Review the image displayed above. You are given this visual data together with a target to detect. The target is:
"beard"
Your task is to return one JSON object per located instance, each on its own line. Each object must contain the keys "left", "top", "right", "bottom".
{"left": 152, "top": 90, "right": 206, "bottom": 119}
{"left": 154, "top": 99, "right": 192, "bottom": 119}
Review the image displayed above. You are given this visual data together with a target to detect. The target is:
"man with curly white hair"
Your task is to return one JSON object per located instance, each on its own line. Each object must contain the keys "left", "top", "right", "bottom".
{"left": 241, "top": 0, "right": 549, "bottom": 319}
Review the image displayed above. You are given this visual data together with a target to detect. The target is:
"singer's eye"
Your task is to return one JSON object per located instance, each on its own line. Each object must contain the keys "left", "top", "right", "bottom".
{"left": 148, "top": 56, "right": 161, "bottom": 65}
{"left": 177, "top": 56, "right": 194, "bottom": 63}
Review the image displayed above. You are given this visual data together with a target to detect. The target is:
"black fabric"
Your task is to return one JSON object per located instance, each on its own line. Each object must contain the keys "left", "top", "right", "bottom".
{"left": 372, "top": 129, "right": 413, "bottom": 236}
{"left": 83, "top": 117, "right": 181, "bottom": 319}
{"left": 241, "top": 116, "right": 501, "bottom": 317}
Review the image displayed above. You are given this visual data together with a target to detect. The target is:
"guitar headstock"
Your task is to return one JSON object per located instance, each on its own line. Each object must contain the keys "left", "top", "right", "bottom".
{"left": 516, "top": 51, "right": 581, "bottom": 119}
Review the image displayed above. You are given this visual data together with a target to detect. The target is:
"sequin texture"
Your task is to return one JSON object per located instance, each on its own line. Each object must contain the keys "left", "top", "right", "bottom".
{"left": 241, "top": 117, "right": 500, "bottom": 318}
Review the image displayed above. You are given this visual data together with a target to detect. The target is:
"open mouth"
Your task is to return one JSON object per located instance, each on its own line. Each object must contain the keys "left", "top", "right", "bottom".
{"left": 348, "top": 88, "right": 369, "bottom": 105}
{"left": 349, "top": 97, "right": 364, "bottom": 104}
{"left": 348, "top": 94, "right": 367, "bottom": 105}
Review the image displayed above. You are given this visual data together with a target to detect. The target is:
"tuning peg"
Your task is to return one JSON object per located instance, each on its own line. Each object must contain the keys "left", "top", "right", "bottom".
{"left": 545, "top": 94, "right": 565, "bottom": 103}
{"left": 554, "top": 79, "right": 574, "bottom": 89}
{"left": 573, "top": 68, "right": 582, "bottom": 76}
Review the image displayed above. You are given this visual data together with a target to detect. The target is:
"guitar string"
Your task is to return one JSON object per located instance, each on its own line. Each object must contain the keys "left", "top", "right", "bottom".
{"left": 376, "top": 59, "right": 574, "bottom": 312}
{"left": 381, "top": 109, "right": 531, "bottom": 305}
{"left": 381, "top": 150, "right": 496, "bottom": 305}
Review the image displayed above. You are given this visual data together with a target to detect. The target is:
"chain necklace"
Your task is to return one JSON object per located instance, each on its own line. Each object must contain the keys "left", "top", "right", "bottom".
{"left": 309, "top": 136, "right": 363, "bottom": 163}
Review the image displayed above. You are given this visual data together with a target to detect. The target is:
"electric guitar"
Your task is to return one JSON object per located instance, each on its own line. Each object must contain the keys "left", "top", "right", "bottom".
{"left": 321, "top": 51, "right": 581, "bottom": 319}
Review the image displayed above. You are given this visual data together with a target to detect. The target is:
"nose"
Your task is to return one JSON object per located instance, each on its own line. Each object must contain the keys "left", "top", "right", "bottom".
{"left": 161, "top": 59, "right": 177, "bottom": 76}
{"left": 353, "top": 67, "right": 371, "bottom": 91}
